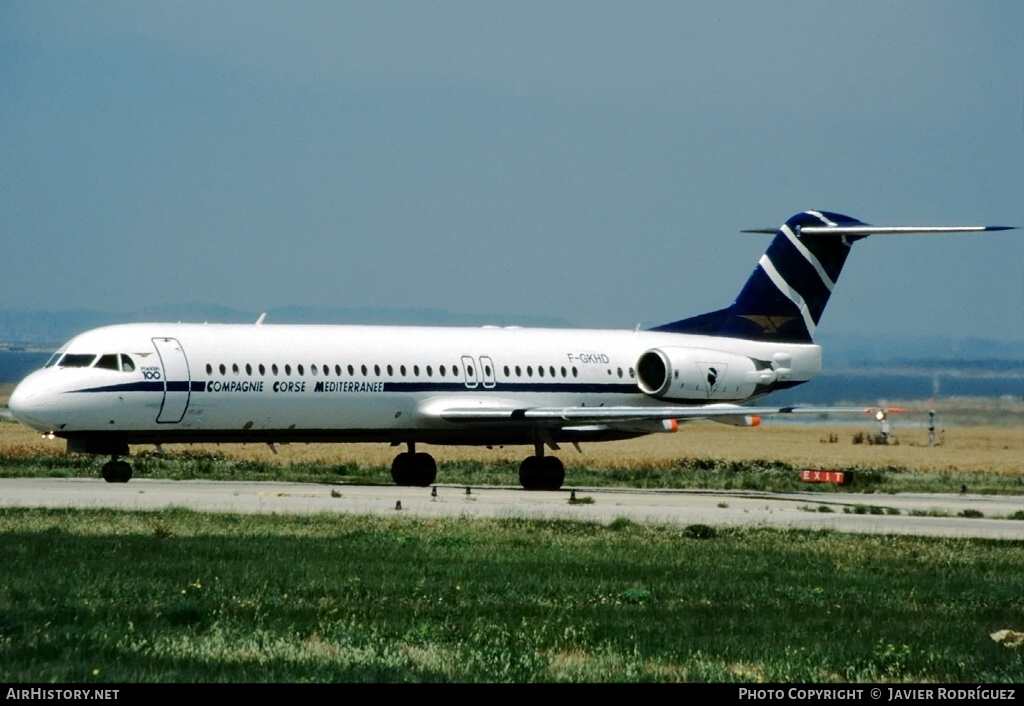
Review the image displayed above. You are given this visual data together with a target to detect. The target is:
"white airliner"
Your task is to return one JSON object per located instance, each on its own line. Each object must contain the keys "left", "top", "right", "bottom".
{"left": 8, "top": 211, "right": 1014, "bottom": 488}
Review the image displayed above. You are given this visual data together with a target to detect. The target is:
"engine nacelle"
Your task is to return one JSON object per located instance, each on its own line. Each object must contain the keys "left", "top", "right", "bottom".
{"left": 635, "top": 347, "right": 770, "bottom": 401}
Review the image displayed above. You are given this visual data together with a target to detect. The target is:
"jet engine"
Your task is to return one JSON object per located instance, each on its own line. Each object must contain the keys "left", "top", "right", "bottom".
{"left": 635, "top": 347, "right": 776, "bottom": 401}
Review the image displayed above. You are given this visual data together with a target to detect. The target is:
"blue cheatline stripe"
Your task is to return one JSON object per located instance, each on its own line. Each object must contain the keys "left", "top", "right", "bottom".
{"left": 72, "top": 381, "right": 207, "bottom": 394}
{"left": 320, "top": 381, "right": 639, "bottom": 395}
{"left": 73, "top": 382, "right": 165, "bottom": 394}
{"left": 72, "top": 380, "right": 638, "bottom": 395}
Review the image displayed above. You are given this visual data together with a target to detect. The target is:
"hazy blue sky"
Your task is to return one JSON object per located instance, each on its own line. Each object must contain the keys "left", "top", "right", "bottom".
{"left": 3, "top": 2, "right": 1022, "bottom": 340}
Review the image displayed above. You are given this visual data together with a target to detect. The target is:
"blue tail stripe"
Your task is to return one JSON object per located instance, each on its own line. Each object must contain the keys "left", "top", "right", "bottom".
{"left": 764, "top": 236, "right": 832, "bottom": 324}
{"left": 799, "top": 232, "right": 853, "bottom": 283}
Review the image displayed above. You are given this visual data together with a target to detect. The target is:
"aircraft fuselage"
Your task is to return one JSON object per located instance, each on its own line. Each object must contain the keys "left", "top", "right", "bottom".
{"left": 9, "top": 322, "right": 821, "bottom": 450}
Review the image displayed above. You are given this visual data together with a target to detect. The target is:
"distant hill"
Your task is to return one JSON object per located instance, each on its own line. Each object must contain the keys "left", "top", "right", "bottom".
{"left": 815, "top": 333, "right": 1023, "bottom": 367}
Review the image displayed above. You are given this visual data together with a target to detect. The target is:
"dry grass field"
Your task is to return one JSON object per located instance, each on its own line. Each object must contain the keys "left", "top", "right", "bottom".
{"left": 1, "top": 414, "right": 1020, "bottom": 476}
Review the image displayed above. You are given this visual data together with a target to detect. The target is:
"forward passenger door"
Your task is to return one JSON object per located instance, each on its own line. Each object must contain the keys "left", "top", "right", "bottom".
{"left": 153, "top": 337, "right": 191, "bottom": 423}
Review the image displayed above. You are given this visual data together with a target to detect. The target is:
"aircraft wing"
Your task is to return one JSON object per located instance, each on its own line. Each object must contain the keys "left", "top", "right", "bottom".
{"left": 436, "top": 403, "right": 876, "bottom": 427}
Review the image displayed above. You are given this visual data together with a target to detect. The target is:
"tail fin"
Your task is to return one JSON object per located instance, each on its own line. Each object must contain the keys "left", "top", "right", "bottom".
{"left": 652, "top": 210, "right": 1014, "bottom": 344}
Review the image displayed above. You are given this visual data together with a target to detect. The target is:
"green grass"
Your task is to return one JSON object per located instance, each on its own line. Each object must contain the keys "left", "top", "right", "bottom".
{"left": 0, "top": 507, "right": 1021, "bottom": 683}
{"left": 2, "top": 450, "right": 1023, "bottom": 495}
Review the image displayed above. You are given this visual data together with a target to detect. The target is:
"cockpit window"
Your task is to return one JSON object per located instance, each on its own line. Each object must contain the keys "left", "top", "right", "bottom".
{"left": 96, "top": 354, "right": 120, "bottom": 371}
{"left": 54, "top": 352, "right": 138, "bottom": 371}
{"left": 45, "top": 345, "right": 70, "bottom": 368}
{"left": 58, "top": 354, "right": 97, "bottom": 368}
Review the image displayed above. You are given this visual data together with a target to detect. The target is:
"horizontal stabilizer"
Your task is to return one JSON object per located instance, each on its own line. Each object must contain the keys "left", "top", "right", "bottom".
{"left": 743, "top": 225, "right": 1016, "bottom": 236}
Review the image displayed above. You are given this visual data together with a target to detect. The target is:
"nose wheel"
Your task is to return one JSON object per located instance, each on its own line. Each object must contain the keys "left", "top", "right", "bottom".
{"left": 101, "top": 458, "right": 133, "bottom": 483}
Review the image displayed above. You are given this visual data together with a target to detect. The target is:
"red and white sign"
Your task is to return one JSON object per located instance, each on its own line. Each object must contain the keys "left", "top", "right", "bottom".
{"left": 800, "top": 469, "right": 851, "bottom": 485}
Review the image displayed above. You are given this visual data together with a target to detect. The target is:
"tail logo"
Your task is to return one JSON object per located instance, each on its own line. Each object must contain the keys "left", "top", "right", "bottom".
{"left": 738, "top": 314, "right": 798, "bottom": 335}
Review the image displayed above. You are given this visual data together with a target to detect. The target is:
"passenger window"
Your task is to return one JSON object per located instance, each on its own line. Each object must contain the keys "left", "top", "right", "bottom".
{"left": 374, "top": 365, "right": 381, "bottom": 376}
{"left": 548, "top": 366, "right": 555, "bottom": 378}
{"left": 538, "top": 366, "right": 544, "bottom": 378}
{"left": 348, "top": 365, "right": 355, "bottom": 376}
{"left": 310, "top": 365, "right": 318, "bottom": 376}
{"left": 515, "top": 366, "right": 521, "bottom": 377}
{"left": 272, "top": 364, "right": 279, "bottom": 375}
{"left": 335, "top": 365, "right": 342, "bottom": 376}
{"left": 452, "top": 365, "right": 458, "bottom": 376}
{"left": 219, "top": 364, "right": 227, "bottom": 375}
{"left": 439, "top": 365, "right": 446, "bottom": 377}
{"left": 414, "top": 365, "right": 420, "bottom": 376}
{"left": 298, "top": 364, "right": 305, "bottom": 375}
{"left": 361, "top": 365, "right": 367, "bottom": 376}
{"left": 285, "top": 365, "right": 292, "bottom": 376}
{"left": 232, "top": 363, "right": 240, "bottom": 375}
{"left": 527, "top": 366, "right": 533, "bottom": 377}
{"left": 387, "top": 364, "right": 394, "bottom": 376}
{"left": 400, "top": 365, "right": 407, "bottom": 376}
{"left": 323, "top": 365, "right": 330, "bottom": 376}
{"left": 560, "top": 366, "right": 566, "bottom": 378}
{"left": 572, "top": 367, "right": 578, "bottom": 378}
{"left": 259, "top": 364, "right": 266, "bottom": 376}
{"left": 206, "top": 364, "right": 213, "bottom": 375}
{"left": 246, "top": 363, "right": 253, "bottom": 376}
{"left": 426, "top": 365, "right": 433, "bottom": 377}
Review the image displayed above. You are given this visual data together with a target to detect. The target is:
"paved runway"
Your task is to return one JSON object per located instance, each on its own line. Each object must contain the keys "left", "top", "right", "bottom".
{"left": 1, "top": 478, "right": 1022, "bottom": 539}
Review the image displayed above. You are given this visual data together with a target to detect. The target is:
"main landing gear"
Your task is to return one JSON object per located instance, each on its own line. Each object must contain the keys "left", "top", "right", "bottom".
{"left": 518, "top": 444, "right": 565, "bottom": 491}
{"left": 389, "top": 443, "right": 566, "bottom": 491}
{"left": 390, "top": 443, "right": 437, "bottom": 487}
{"left": 101, "top": 457, "right": 133, "bottom": 483}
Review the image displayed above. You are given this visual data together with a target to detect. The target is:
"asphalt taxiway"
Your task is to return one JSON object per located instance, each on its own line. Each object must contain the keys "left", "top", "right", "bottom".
{"left": 1, "top": 478, "right": 1022, "bottom": 539}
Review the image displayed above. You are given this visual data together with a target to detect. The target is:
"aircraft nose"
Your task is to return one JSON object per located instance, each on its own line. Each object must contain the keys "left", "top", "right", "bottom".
{"left": 8, "top": 375, "right": 58, "bottom": 431}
